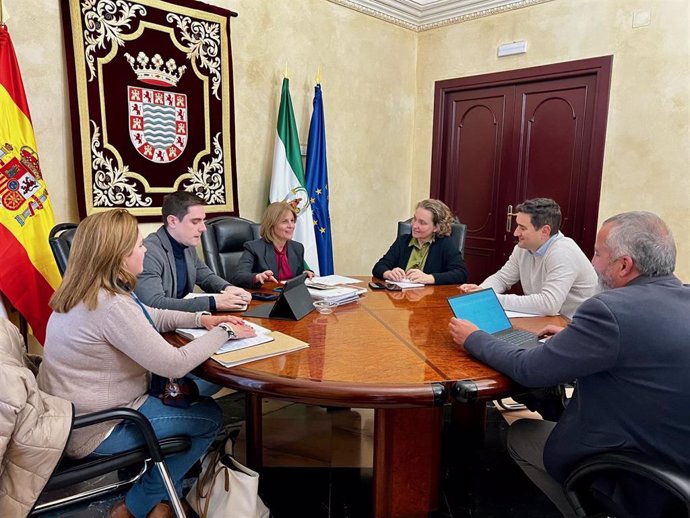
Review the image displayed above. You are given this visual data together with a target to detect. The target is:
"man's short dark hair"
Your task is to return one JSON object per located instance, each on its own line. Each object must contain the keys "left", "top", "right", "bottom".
{"left": 516, "top": 198, "right": 561, "bottom": 236}
{"left": 162, "top": 191, "right": 205, "bottom": 226}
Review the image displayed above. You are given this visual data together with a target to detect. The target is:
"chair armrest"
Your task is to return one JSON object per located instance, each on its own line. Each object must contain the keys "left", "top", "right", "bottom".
{"left": 565, "top": 452, "right": 690, "bottom": 515}
{"left": 73, "top": 407, "right": 165, "bottom": 463}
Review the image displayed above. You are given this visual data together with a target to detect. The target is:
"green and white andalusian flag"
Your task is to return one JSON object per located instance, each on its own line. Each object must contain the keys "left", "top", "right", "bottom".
{"left": 270, "top": 78, "right": 320, "bottom": 274}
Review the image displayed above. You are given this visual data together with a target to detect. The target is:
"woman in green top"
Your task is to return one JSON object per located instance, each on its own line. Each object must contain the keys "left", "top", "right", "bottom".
{"left": 372, "top": 198, "right": 469, "bottom": 285}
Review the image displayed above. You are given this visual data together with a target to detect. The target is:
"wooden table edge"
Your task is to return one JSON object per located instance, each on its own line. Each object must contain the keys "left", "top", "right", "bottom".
{"left": 195, "top": 362, "right": 448, "bottom": 408}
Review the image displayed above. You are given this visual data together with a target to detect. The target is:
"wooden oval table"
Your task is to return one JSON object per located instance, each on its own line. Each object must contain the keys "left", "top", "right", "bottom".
{"left": 186, "top": 279, "right": 566, "bottom": 518}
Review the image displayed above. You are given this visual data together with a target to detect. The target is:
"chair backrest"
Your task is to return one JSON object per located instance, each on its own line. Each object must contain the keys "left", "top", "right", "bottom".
{"left": 565, "top": 452, "right": 690, "bottom": 518}
{"left": 201, "top": 216, "right": 260, "bottom": 280}
{"left": 49, "top": 223, "right": 78, "bottom": 276}
{"left": 397, "top": 218, "right": 467, "bottom": 255}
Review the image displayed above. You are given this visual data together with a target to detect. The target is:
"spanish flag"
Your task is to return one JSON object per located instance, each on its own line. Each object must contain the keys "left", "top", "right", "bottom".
{"left": 0, "top": 25, "right": 60, "bottom": 344}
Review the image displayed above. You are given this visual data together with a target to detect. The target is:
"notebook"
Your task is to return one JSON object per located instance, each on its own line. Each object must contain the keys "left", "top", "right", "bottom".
{"left": 447, "top": 288, "right": 540, "bottom": 346}
{"left": 176, "top": 321, "right": 274, "bottom": 354}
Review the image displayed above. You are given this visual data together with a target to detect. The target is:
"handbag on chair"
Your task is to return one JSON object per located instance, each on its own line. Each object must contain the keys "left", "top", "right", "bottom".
{"left": 149, "top": 374, "right": 201, "bottom": 408}
{"left": 187, "top": 437, "right": 269, "bottom": 518}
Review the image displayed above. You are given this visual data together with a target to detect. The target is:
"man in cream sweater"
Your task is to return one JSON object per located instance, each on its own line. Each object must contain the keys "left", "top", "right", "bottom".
{"left": 460, "top": 198, "right": 597, "bottom": 319}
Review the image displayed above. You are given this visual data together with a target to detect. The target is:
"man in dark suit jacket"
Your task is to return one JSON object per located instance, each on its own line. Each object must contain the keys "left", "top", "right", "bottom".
{"left": 135, "top": 191, "right": 251, "bottom": 312}
{"left": 449, "top": 211, "right": 690, "bottom": 517}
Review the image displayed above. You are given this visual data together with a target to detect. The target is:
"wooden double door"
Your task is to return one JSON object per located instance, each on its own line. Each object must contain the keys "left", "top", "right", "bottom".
{"left": 431, "top": 57, "right": 613, "bottom": 283}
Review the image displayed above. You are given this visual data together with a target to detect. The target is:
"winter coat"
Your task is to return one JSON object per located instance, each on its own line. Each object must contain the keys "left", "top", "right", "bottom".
{"left": 0, "top": 318, "right": 72, "bottom": 517}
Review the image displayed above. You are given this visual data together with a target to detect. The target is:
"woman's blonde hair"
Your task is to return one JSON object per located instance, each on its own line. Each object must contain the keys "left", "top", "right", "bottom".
{"left": 51, "top": 209, "right": 139, "bottom": 313}
{"left": 416, "top": 199, "right": 455, "bottom": 237}
{"left": 260, "top": 202, "right": 296, "bottom": 243}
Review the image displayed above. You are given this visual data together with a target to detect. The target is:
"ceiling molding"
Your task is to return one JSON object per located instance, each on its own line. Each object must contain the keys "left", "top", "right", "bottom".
{"left": 326, "top": 0, "right": 553, "bottom": 31}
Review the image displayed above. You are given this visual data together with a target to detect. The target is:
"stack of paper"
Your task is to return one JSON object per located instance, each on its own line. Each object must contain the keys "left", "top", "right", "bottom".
{"left": 176, "top": 323, "right": 309, "bottom": 368}
{"left": 305, "top": 275, "right": 362, "bottom": 286}
{"left": 176, "top": 321, "right": 272, "bottom": 354}
{"left": 307, "top": 285, "right": 366, "bottom": 306}
{"left": 212, "top": 331, "right": 309, "bottom": 368}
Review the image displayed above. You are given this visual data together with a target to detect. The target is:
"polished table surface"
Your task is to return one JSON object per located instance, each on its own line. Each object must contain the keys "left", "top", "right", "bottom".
{"left": 192, "top": 280, "right": 565, "bottom": 404}
{"left": 186, "top": 279, "right": 567, "bottom": 518}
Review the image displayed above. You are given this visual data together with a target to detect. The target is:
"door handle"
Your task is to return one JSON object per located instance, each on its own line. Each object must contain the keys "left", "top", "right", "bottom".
{"left": 506, "top": 205, "right": 518, "bottom": 233}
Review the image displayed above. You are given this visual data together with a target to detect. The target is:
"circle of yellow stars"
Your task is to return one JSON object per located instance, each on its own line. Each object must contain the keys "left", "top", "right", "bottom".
{"left": 311, "top": 186, "right": 328, "bottom": 234}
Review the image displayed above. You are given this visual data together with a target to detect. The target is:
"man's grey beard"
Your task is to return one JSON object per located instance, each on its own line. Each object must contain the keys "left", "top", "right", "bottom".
{"left": 596, "top": 276, "right": 612, "bottom": 293}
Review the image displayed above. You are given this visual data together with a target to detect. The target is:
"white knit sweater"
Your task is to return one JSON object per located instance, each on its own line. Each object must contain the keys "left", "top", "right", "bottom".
{"left": 480, "top": 233, "right": 597, "bottom": 318}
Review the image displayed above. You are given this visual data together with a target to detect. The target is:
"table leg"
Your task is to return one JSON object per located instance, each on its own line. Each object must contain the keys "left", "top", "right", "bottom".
{"left": 245, "top": 393, "right": 263, "bottom": 469}
{"left": 450, "top": 400, "right": 487, "bottom": 444}
{"left": 373, "top": 406, "right": 443, "bottom": 518}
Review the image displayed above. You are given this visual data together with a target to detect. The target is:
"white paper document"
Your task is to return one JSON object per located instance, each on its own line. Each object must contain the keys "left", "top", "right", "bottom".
{"left": 176, "top": 321, "right": 272, "bottom": 354}
{"left": 386, "top": 280, "right": 425, "bottom": 289}
{"left": 215, "top": 334, "right": 273, "bottom": 354}
{"left": 183, "top": 292, "right": 213, "bottom": 299}
{"left": 504, "top": 310, "right": 543, "bottom": 318}
{"left": 305, "top": 275, "right": 362, "bottom": 286}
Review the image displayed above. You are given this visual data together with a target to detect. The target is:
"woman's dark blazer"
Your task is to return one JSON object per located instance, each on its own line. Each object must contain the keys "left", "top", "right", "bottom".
{"left": 372, "top": 233, "right": 468, "bottom": 285}
{"left": 230, "top": 238, "right": 306, "bottom": 288}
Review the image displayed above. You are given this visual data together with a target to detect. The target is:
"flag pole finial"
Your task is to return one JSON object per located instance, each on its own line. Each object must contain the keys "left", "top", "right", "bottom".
{"left": 284, "top": 61, "right": 289, "bottom": 79}
{"left": 315, "top": 66, "right": 321, "bottom": 85}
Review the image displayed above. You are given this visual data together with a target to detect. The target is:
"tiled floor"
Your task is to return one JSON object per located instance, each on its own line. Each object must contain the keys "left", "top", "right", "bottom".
{"left": 37, "top": 393, "right": 560, "bottom": 518}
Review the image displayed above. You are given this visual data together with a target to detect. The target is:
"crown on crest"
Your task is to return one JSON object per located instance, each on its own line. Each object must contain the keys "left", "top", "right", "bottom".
{"left": 124, "top": 52, "right": 187, "bottom": 87}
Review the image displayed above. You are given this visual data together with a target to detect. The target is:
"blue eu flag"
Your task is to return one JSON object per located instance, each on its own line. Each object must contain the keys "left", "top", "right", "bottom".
{"left": 305, "top": 84, "right": 334, "bottom": 275}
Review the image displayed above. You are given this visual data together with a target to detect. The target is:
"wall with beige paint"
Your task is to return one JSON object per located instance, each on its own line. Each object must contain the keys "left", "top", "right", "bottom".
{"left": 10, "top": 0, "right": 417, "bottom": 276}
{"left": 228, "top": 1, "right": 417, "bottom": 274}
{"left": 8, "top": 0, "right": 689, "bottom": 280}
{"left": 414, "top": 0, "right": 690, "bottom": 279}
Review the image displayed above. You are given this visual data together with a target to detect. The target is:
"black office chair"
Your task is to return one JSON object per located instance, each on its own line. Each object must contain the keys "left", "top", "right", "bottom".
{"left": 397, "top": 218, "right": 467, "bottom": 255}
{"left": 201, "top": 216, "right": 260, "bottom": 280}
{"left": 48, "top": 223, "right": 78, "bottom": 276}
{"left": 38, "top": 227, "right": 192, "bottom": 516}
{"left": 564, "top": 452, "right": 690, "bottom": 518}
{"left": 33, "top": 408, "right": 190, "bottom": 517}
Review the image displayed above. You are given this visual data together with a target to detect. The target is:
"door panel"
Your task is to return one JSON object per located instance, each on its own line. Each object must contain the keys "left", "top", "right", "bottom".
{"left": 431, "top": 57, "right": 612, "bottom": 283}
{"left": 442, "top": 87, "right": 515, "bottom": 284}
{"left": 514, "top": 76, "right": 596, "bottom": 244}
